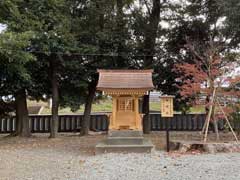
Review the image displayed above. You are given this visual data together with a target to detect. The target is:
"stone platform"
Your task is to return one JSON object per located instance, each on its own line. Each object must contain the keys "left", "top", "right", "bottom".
{"left": 170, "top": 140, "right": 240, "bottom": 153}
{"left": 95, "top": 130, "right": 154, "bottom": 154}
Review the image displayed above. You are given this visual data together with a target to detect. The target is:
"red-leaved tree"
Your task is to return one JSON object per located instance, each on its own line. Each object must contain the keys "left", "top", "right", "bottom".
{"left": 175, "top": 37, "right": 239, "bottom": 141}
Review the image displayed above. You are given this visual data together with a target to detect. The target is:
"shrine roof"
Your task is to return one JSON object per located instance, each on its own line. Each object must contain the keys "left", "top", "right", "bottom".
{"left": 97, "top": 69, "right": 154, "bottom": 90}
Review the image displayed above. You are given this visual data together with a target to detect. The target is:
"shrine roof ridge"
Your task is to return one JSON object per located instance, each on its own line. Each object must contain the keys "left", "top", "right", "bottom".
{"left": 97, "top": 69, "right": 153, "bottom": 73}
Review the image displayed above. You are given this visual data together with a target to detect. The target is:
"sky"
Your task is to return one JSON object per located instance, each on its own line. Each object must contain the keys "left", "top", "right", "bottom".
{"left": 0, "top": 24, "right": 6, "bottom": 33}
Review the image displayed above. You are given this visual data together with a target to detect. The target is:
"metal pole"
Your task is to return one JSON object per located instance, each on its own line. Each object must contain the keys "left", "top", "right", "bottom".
{"left": 166, "top": 117, "right": 170, "bottom": 152}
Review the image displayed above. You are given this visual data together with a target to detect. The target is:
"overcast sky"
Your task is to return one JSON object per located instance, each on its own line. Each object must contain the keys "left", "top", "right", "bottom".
{"left": 0, "top": 24, "right": 6, "bottom": 33}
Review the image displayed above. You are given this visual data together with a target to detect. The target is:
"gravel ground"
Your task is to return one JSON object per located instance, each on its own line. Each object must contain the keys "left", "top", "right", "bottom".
{"left": 0, "top": 133, "right": 240, "bottom": 180}
{"left": 1, "top": 148, "right": 240, "bottom": 180}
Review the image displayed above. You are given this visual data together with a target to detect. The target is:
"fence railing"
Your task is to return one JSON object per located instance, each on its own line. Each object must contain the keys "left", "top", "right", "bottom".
{"left": 151, "top": 113, "right": 227, "bottom": 131}
{"left": 0, "top": 113, "right": 239, "bottom": 134}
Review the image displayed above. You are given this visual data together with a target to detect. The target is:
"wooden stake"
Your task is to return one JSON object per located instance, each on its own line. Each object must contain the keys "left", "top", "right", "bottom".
{"left": 217, "top": 99, "right": 239, "bottom": 142}
{"left": 203, "top": 87, "right": 216, "bottom": 142}
{"left": 201, "top": 117, "right": 207, "bottom": 135}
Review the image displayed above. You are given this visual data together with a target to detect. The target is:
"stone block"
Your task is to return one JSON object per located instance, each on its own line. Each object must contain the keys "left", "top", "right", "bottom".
{"left": 108, "top": 130, "right": 143, "bottom": 137}
{"left": 106, "top": 137, "right": 144, "bottom": 145}
{"left": 95, "top": 139, "right": 154, "bottom": 154}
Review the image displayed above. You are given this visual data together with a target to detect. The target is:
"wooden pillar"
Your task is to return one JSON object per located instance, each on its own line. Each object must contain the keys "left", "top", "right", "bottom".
{"left": 134, "top": 95, "right": 141, "bottom": 130}
{"left": 112, "top": 96, "right": 117, "bottom": 129}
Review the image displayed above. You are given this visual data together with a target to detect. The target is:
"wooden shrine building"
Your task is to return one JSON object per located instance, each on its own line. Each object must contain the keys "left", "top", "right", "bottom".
{"left": 97, "top": 69, "right": 154, "bottom": 130}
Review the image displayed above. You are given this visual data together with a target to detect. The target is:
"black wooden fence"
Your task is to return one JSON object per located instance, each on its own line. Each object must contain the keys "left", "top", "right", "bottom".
{"left": 0, "top": 114, "right": 108, "bottom": 134}
{"left": 0, "top": 113, "right": 239, "bottom": 134}
{"left": 150, "top": 113, "right": 229, "bottom": 131}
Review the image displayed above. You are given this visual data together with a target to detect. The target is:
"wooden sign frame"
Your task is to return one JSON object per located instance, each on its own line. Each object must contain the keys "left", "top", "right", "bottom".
{"left": 160, "top": 96, "right": 174, "bottom": 117}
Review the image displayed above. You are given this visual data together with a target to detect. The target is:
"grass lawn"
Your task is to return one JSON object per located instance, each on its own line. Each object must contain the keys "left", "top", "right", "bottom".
{"left": 189, "top": 105, "right": 205, "bottom": 113}
{"left": 28, "top": 99, "right": 205, "bottom": 114}
{"left": 41, "top": 99, "right": 114, "bottom": 114}
{"left": 38, "top": 100, "right": 161, "bottom": 114}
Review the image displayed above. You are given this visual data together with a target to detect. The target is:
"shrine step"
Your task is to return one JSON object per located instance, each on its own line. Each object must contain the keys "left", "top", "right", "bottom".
{"left": 95, "top": 139, "right": 154, "bottom": 154}
{"left": 108, "top": 130, "right": 143, "bottom": 137}
{"left": 106, "top": 137, "right": 144, "bottom": 145}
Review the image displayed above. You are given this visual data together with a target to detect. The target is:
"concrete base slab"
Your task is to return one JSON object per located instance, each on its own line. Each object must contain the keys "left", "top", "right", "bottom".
{"left": 108, "top": 130, "right": 143, "bottom": 137}
{"left": 95, "top": 139, "right": 154, "bottom": 154}
{"left": 95, "top": 130, "right": 154, "bottom": 154}
{"left": 106, "top": 137, "right": 144, "bottom": 145}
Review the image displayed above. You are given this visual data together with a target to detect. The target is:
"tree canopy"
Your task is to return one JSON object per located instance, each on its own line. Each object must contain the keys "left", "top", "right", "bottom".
{"left": 0, "top": 0, "right": 239, "bottom": 136}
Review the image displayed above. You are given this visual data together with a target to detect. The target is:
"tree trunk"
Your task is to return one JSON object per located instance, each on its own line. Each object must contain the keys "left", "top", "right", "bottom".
{"left": 212, "top": 105, "right": 220, "bottom": 140}
{"left": 115, "top": 0, "right": 125, "bottom": 67}
{"left": 79, "top": 2, "right": 103, "bottom": 136}
{"left": 202, "top": 94, "right": 210, "bottom": 134}
{"left": 142, "top": 0, "right": 161, "bottom": 133}
{"left": 15, "top": 89, "right": 31, "bottom": 137}
{"left": 80, "top": 80, "right": 97, "bottom": 136}
{"left": 49, "top": 59, "right": 59, "bottom": 138}
{"left": 209, "top": 79, "right": 219, "bottom": 140}
{"left": 143, "top": 0, "right": 161, "bottom": 68}
{"left": 203, "top": 76, "right": 219, "bottom": 140}
{"left": 142, "top": 94, "right": 151, "bottom": 134}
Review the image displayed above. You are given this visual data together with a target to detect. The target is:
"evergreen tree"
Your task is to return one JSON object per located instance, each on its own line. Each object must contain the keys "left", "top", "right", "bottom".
{"left": 0, "top": 31, "right": 35, "bottom": 137}
{"left": 0, "top": 0, "right": 78, "bottom": 137}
